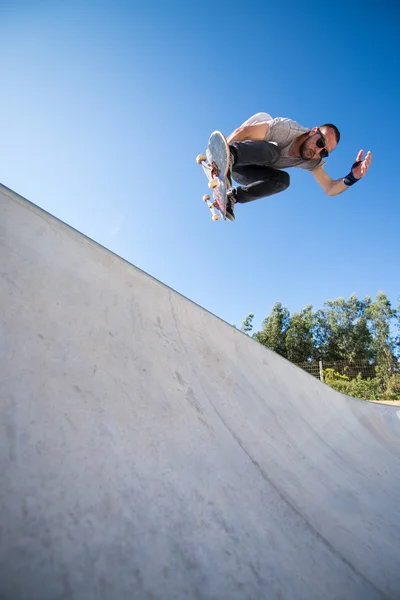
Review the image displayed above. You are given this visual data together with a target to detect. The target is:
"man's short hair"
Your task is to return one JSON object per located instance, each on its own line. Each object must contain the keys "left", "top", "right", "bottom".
{"left": 320, "top": 123, "right": 340, "bottom": 144}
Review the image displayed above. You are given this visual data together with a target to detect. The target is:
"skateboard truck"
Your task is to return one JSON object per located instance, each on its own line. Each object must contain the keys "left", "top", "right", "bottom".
{"left": 196, "top": 154, "right": 220, "bottom": 220}
{"left": 202, "top": 194, "right": 220, "bottom": 221}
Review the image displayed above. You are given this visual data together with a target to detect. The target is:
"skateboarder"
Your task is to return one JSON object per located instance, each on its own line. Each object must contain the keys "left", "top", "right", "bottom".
{"left": 224, "top": 113, "right": 372, "bottom": 221}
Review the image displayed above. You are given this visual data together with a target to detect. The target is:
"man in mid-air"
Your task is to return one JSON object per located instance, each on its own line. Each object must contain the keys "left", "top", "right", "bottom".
{"left": 224, "top": 112, "right": 372, "bottom": 221}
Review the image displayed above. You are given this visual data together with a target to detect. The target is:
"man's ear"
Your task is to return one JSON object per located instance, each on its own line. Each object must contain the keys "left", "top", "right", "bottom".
{"left": 309, "top": 127, "right": 318, "bottom": 136}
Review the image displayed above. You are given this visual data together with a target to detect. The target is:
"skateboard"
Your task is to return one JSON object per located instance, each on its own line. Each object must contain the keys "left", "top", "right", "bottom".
{"left": 196, "top": 131, "right": 231, "bottom": 221}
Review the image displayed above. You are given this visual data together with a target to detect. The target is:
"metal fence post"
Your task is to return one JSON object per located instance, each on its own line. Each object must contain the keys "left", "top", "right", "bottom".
{"left": 319, "top": 360, "right": 324, "bottom": 382}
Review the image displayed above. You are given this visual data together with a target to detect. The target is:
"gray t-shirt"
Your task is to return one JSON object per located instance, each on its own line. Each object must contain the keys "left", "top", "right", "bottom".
{"left": 264, "top": 117, "right": 324, "bottom": 172}
{"left": 241, "top": 114, "right": 324, "bottom": 172}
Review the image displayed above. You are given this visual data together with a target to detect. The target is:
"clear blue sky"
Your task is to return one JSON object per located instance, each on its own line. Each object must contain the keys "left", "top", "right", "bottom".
{"left": 1, "top": 0, "right": 398, "bottom": 331}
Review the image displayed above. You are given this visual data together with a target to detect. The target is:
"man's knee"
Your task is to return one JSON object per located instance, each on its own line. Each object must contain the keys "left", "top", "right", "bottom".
{"left": 277, "top": 171, "right": 290, "bottom": 192}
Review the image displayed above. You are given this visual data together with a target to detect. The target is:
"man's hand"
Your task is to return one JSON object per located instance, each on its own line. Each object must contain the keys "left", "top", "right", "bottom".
{"left": 312, "top": 148, "right": 373, "bottom": 196}
{"left": 352, "top": 149, "right": 372, "bottom": 179}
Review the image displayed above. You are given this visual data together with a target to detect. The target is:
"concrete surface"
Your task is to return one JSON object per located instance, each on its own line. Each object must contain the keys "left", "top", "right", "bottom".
{"left": 1, "top": 182, "right": 400, "bottom": 600}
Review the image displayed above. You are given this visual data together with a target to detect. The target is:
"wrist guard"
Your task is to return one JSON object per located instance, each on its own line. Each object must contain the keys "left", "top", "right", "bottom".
{"left": 343, "top": 160, "right": 362, "bottom": 187}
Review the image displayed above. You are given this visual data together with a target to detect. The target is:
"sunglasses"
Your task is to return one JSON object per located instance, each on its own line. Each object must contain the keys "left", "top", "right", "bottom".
{"left": 316, "top": 128, "right": 329, "bottom": 158}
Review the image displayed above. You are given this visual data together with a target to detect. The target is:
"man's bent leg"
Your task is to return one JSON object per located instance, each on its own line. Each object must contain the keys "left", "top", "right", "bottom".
{"left": 230, "top": 166, "right": 290, "bottom": 204}
{"left": 230, "top": 140, "right": 280, "bottom": 168}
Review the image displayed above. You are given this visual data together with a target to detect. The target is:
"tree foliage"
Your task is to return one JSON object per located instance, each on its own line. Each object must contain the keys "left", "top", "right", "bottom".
{"left": 248, "top": 293, "right": 399, "bottom": 378}
{"left": 241, "top": 313, "right": 254, "bottom": 335}
{"left": 285, "top": 305, "right": 314, "bottom": 363}
{"left": 254, "top": 302, "right": 290, "bottom": 357}
{"left": 365, "top": 292, "right": 398, "bottom": 379}
{"left": 324, "top": 369, "right": 400, "bottom": 401}
{"left": 312, "top": 294, "right": 372, "bottom": 361}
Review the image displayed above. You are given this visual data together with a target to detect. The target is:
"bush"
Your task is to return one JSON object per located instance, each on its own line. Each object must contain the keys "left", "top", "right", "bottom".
{"left": 384, "top": 373, "right": 400, "bottom": 401}
{"left": 323, "top": 368, "right": 400, "bottom": 401}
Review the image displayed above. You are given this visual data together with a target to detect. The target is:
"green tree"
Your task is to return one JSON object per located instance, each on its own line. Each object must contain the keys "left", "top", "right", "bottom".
{"left": 395, "top": 300, "right": 400, "bottom": 361}
{"left": 313, "top": 294, "right": 372, "bottom": 362}
{"left": 248, "top": 293, "right": 399, "bottom": 377}
{"left": 285, "top": 305, "right": 314, "bottom": 363}
{"left": 255, "top": 302, "right": 290, "bottom": 357}
{"left": 365, "top": 292, "right": 397, "bottom": 380}
{"left": 241, "top": 313, "right": 254, "bottom": 335}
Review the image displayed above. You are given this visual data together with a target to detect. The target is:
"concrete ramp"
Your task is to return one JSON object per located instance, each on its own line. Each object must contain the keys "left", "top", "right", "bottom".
{"left": 1, "top": 183, "right": 399, "bottom": 600}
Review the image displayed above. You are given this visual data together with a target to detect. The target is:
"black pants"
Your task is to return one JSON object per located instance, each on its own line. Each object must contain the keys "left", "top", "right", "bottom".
{"left": 230, "top": 141, "right": 290, "bottom": 204}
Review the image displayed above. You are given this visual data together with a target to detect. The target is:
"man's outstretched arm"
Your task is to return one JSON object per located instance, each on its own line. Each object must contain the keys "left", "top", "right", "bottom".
{"left": 227, "top": 123, "right": 270, "bottom": 144}
{"left": 312, "top": 150, "right": 372, "bottom": 196}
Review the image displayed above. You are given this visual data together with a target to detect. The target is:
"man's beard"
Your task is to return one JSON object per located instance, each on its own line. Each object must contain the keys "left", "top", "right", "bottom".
{"left": 299, "top": 139, "right": 313, "bottom": 159}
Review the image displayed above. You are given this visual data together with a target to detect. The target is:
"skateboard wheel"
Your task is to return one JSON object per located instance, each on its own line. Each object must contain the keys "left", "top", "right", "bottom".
{"left": 208, "top": 179, "right": 218, "bottom": 189}
{"left": 212, "top": 214, "right": 219, "bottom": 221}
{"left": 203, "top": 194, "right": 210, "bottom": 202}
{"left": 196, "top": 154, "right": 206, "bottom": 164}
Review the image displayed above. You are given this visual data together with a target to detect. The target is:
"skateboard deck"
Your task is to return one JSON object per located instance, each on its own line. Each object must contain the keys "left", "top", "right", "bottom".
{"left": 196, "top": 131, "right": 231, "bottom": 221}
